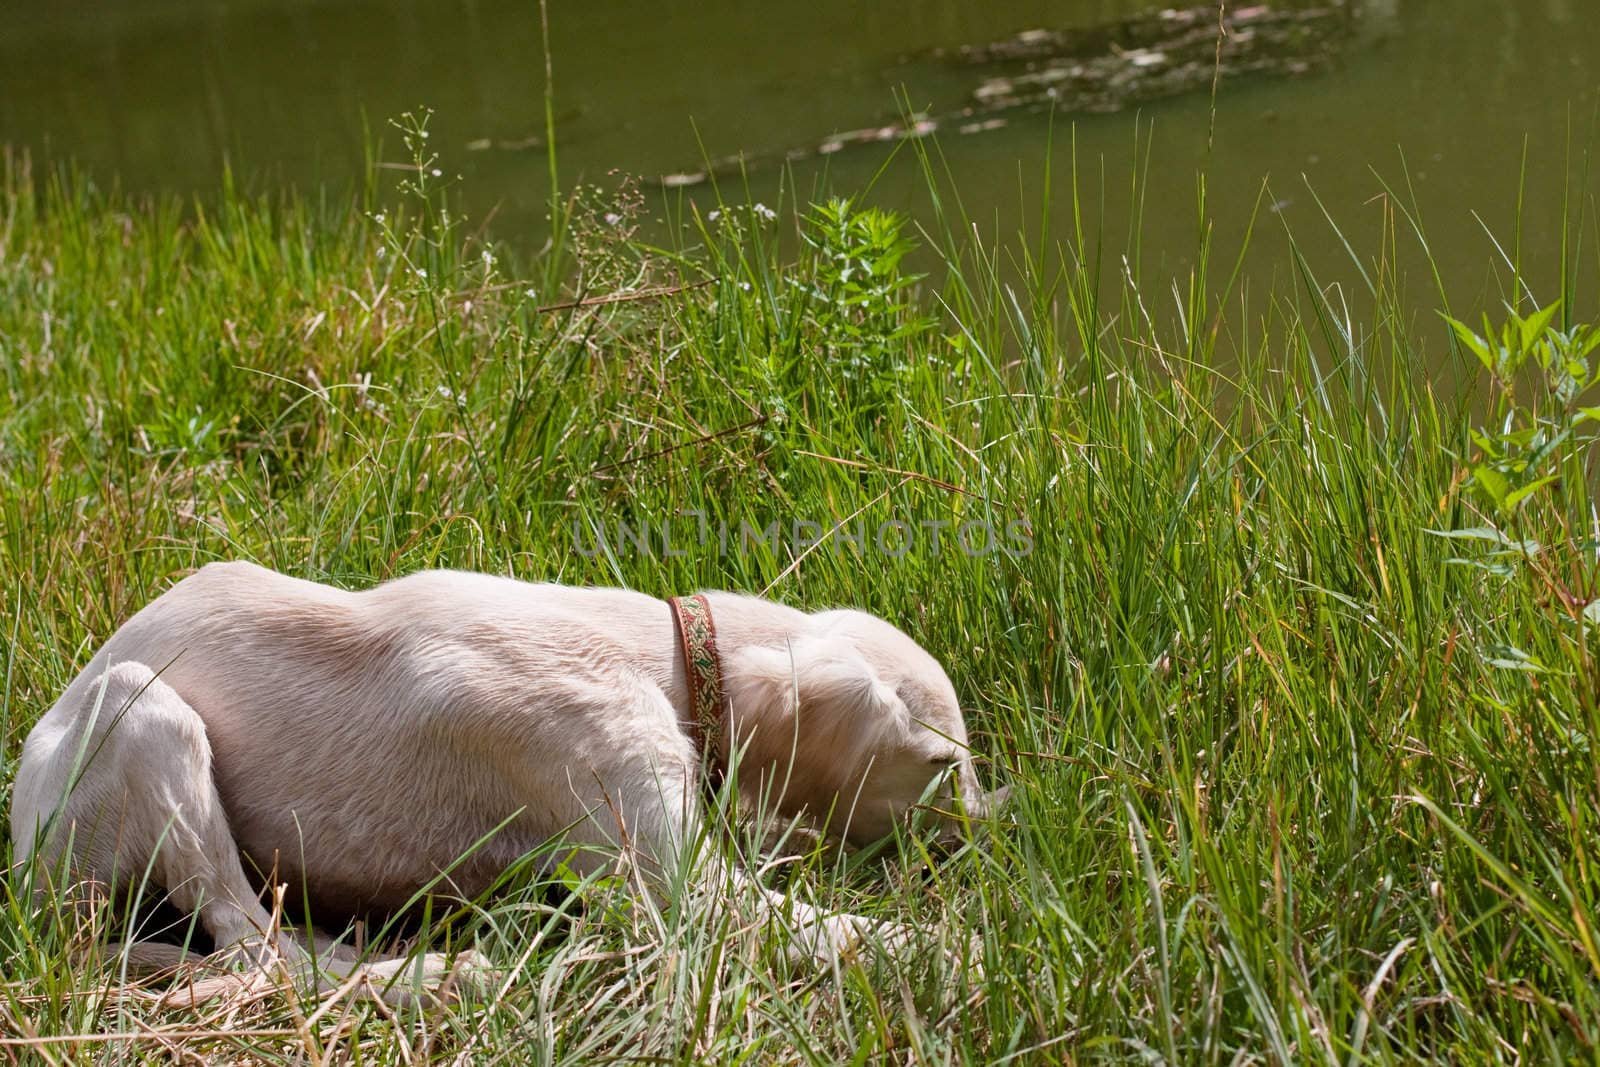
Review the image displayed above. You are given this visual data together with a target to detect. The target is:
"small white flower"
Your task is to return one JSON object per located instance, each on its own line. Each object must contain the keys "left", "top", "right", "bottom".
{"left": 708, "top": 209, "right": 722, "bottom": 222}
{"left": 603, "top": 212, "right": 622, "bottom": 226}
{"left": 374, "top": 212, "right": 386, "bottom": 223}
{"left": 376, "top": 246, "right": 387, "bottom": 258}
{"left": 437, "top": 385, "right": 454, "bottom": 400}
{"left": 525, "top": 288, "right": 537, "bottom": 298}
{"left": 753, "top": 202, "right": 776, "bottom": 221}
{"left": 431, "top": 168, "right": 442, "bottom": 177}
{"left": 416, "top": 268, "right": 428, "bottom": 278}
{"left": 420, "top": 130, "right": 430, "bottom": 139}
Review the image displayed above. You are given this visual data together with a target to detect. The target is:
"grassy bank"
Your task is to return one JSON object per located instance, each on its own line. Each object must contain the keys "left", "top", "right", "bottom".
{"left": 2, "top": 123, "right": 1600, "bottom": 1063}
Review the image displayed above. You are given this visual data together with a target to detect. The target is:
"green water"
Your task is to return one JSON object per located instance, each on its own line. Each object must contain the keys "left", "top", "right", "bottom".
{"left": 3, "top": 0, "right": 1598, "bottom": 326}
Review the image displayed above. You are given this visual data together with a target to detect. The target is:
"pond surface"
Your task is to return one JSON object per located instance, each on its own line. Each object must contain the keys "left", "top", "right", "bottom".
{"left": 3, "top": 0, "right": 1598, "bottom": 335}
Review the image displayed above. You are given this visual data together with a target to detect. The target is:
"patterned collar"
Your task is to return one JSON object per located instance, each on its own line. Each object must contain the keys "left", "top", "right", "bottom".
{"left": 668, "top": 593, "right": 728, "bottom": 786}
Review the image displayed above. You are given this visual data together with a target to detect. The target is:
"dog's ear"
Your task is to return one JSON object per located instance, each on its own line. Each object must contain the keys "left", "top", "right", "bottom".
{"left": 726, "top": 637, "right": 907, "bottom": 761}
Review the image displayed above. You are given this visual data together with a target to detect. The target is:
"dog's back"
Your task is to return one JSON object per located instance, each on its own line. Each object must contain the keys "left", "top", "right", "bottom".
{"left": 21, "top": 561, "right": 695, "bottom": 911}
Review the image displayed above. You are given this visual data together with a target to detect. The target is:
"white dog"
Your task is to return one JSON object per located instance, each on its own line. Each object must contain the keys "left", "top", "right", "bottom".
{"left": 10, "top": 562, "right": 996, "bottom": 1004}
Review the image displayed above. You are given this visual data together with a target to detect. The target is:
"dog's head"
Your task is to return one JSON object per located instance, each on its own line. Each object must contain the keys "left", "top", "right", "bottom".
{"left": 725, "top": 608, "right": 1003, "bottom": 845}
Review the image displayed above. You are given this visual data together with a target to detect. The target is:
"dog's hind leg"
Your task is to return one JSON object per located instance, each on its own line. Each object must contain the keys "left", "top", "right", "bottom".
{"left": 12, "top": 661, "right": 499, "bottom": 1006}
{"left": 11, "top": 661, "right": 297, "bottom": 966}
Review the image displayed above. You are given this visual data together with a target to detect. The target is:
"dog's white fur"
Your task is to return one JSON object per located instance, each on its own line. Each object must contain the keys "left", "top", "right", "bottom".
{"left": 10, "top": 562, "right": 991, "bottom": 1003}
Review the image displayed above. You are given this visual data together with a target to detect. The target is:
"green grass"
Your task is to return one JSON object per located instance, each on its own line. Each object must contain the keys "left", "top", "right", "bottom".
{"left": 2, "top": 118, "right": 1600, "bottom": 1063}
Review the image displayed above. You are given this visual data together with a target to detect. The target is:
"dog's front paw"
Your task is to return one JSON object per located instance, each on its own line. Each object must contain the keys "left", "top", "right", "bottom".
{"left": 435, "top": 948, "right": 505, "bottom": 1001}
{"left": 361, "top": 949, "right": 503, "bottom": 1007}
{"left": 797, "top": 913, "right": 917, "bottom": 969}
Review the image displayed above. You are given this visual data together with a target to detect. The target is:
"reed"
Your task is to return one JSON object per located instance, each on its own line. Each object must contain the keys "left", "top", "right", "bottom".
{"left": 1, "top": 118, "right": 1598, "bottom": 1061}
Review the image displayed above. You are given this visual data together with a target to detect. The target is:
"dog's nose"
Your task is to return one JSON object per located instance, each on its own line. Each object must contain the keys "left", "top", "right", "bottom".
{"left": 977, "top": 785, "right": 1012, "bottom": 817}
{"left": 950, "top": 782, "right": 1010, "bottom": 822}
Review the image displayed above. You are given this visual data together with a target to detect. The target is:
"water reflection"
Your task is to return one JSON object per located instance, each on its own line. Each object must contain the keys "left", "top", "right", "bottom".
{"left": 0, "top": 0, "right": 1595, "bottom": 327}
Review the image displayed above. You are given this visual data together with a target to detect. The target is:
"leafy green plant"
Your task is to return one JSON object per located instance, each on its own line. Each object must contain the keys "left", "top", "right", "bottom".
{"left": 796, "top": 197, "right": 934, "bottom": 409}
{"left": 1433, "top": 303, "right": 1600, "bottom": 672}
{"left": 1445, "top": 301, "right": 1600, "bottom": 514}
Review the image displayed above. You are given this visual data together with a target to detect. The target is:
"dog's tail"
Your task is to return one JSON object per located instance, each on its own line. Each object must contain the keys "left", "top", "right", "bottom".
{"left": 112, "top": 940, "right": 201, "bottom": 976}
{"left": 107, "top": 941, "right": 274, "bottom": 1006}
